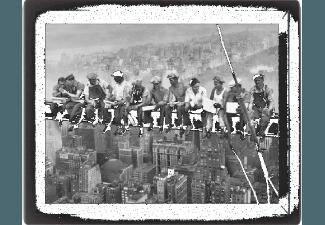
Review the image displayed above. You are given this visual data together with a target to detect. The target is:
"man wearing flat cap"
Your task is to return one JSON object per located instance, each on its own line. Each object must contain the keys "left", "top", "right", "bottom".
{"left": 248, "top": 73, "right": 274, "bottom": 138}
{"left": 164, "top": 70, "right": 191, "bottom": 135}
{"left": 224, "top": 78, "right": 250, "bottom": 139}
{"left": 59, "top": 74, "right": 85, "bottom": 129}
{"left": 109, "top": 70, "right": 132, "bottom": 133}
{"left": 206, "top": 75, "right": 227, "bottom": 134}
{"left": 147, "top": 75, "right": 168, "bottom": 130}
{"left": 84, "top": 73, "right": 112, "bottom": 125}
{"left": 184, "top": 78, "right": 209, "bottom": 136}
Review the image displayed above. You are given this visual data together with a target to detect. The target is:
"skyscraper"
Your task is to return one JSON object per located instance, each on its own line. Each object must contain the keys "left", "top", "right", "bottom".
{"left": 46, "top": 120, "right": 63, "bottom": 164}
{"left": 79, "top": 163, "right": 102, "bottom": 193}
{"left": 166, "top": 173, "right": 188, "bottom": 203}
{"left": 153, "top": 139, "right": 195, "bottom": 174}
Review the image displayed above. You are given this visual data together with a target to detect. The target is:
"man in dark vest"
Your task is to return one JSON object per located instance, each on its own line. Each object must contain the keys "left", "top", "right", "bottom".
{"left": 84, "top": 73, "right": 112, "bottom": 125}
{"left": 248, "top": 73, "right": 274, "bottom": 138}
{"left": 127, "top": 79, "right": 150, "bottom": 127}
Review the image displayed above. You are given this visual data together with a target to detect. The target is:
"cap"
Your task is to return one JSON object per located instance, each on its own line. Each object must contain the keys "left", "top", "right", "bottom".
{"left": 213, "top": 76, "right": 225, "bottom": 83}
{"left": 87, "top": 73, "right": 98, "bottom": 80}
{"left": 111, "top": 70, "right": 124, "bottom": 77}
{"left": 228, "top": 78, "right": 242, "bottom": 88}
{"left": 189, "top": 78, "right": 200, "bottom": 87}
{"left": 65, "top": 74, "right": 75, "bottom": 80}
{"left": 150, "top": 76, "right": 162, "bottom": 84}
{"left": 253, "top": 73, "right": 264, "bottom": 81}
{"left": 166, "top": 70, "right": 179, "bottom": 79}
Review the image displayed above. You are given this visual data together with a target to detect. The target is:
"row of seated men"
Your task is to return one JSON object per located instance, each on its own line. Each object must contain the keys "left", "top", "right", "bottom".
{"left": 49, "top": 70, "right": 275, "bottom": 139}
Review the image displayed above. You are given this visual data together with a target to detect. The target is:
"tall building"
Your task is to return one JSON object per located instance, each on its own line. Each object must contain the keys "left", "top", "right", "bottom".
{"left": 46, "top": 120, "right": 63, "bottom": 164}
{"left": 153, "top": 139, "right": 196, "bottom": 174}
{"left": 140, "top": 130, "right": 153, "bottom": 163}
{"left": 166, "top": 173, "right": 188, "bottom": 203}
{"left": 105, "top": 183, "right": 122, "bottom": 203}
{"left": 191, "top": 179, "right": 206, "bottom": 204}
{"left": 229, "top": 186, "right": 251, "bottom": 204}
{"left": 75, "top": 127, "right": 95, "bottom": 150}
{"left": 133, "top": 163, "right": 156, "bottom": 185}
{"left": 174, "top": 165, "right": 196, "bottom": 203}
{"left": 154, "top": 174, "right": 168, "bottom": 203}
{"left": 209, "top": 179, "right": 230, "bottom": 204}
{"left": 79, "top": 163, "right": 102, "bottom": 193}
{"left": 62, "top": 134, "right": 82, "bottom": 148}
{"left": 55, "top": 148, "right": 96, "bottom": 175}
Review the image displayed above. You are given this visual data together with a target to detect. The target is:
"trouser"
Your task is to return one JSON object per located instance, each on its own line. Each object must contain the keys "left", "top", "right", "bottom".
{"left": 50, "top": 103, "right": 64, "bottom": 116}
{"left": 113, "top": 105, "right": 128, "bottom": 126}
{"left": 185, "top": 105, "right": 207, "bottom": 128}
{"left": 85, "top": 100, "right": 112, "bottom": 124}
{"left": 206, "top": 108, "right": 226, "bottom": 131}
{"left": 249, "top": 107, "right": 271, "bottom": 134}
{"left": 151, "top": 105, "right": 165, "bottom": 126}
{"left": 64, "top": 101, "right": 84, "bottom": 123}
{"left": 126, "top": 105, "right": 154, "bottom": 125}
{"left": 226, "top": 113, "right": 246, "bottom": 132}
{"left": 165, "top": 104, "right": 191, "bottom": 126}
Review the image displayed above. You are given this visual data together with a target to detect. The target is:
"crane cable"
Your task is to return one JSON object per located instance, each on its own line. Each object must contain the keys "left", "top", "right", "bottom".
{"left": 216, "top": 24, "right": 278, "bottom": 203}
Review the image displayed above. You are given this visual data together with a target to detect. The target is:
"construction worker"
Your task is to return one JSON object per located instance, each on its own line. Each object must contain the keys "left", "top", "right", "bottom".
{"left": 50, "top": 77, "right": 69, "bottom": 118}
{"left": 147, "top": 76, "right": 168, "bottom": 131}
{"left": 60, "top": 74, "right": 85, "bottom": 130}
{"left": 184, "top": 78, "right": 208, "bottom": 136}
{"left": 224, "top": 78, "right": 250, "bottom": 140}
{"left": 109, "top": 70, "right": 132, "bottom": 134}
{"left": 84, "top": 73, "right": 112, "bottom": 125}
{"left": 248, "top": 73, "right": 274, "bottom": 138}
{"left": 164, "top": 70, "right": 191, "bottom": 136}
{"left": 127, "top": 79, "right": 151, "bottom": 127}
{"left": 206, "top": 76, "right": 227, "bottom": 135}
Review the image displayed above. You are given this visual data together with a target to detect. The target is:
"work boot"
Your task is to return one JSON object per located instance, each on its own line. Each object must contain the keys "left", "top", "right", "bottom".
{"left": 202, "top": 128, "right": 207, "bottom": 139}
{"left": 206, "top": 129, "right": 212, "bottom": 139}
{"left": 179, "top": 126, "right": 186, "bottom": 137}
{"left": 165, "top": 124, "right": 173, "bottom": 133}
{"left": 185, "top": 125, "right": 192, "bottom": 136}
{"left": 159, "top": 126, "right": 164, "bottom": 133}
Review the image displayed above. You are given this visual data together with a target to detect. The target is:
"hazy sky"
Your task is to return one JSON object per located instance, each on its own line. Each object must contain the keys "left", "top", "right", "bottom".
{"left": 46, "top": 24, "right": 278, "bottom": 61}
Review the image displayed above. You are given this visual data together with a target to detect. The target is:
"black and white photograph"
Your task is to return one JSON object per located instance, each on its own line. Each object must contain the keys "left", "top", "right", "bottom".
{"left": 26, "top": 2, "right": 300, "bottom": 222}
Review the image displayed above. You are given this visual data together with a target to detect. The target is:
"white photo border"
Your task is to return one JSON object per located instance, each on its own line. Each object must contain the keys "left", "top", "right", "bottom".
{"left": 34, "top": 4, "right": 300, "bottom": 221}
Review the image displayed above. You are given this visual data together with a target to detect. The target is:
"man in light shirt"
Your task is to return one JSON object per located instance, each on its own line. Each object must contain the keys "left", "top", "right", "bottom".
{"left": 109, "top": 70, "right": 132, "bottom": 134}
{"left": 184, "top": 78, "right": 208, "bottom": 136}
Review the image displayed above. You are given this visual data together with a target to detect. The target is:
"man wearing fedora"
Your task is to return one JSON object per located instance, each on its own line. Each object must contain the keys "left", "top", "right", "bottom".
{"left": 248, "top": 73, "right": 274, "bottom": 138}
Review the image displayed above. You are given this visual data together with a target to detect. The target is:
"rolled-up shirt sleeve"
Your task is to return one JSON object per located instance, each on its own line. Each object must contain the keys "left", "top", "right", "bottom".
{"left": 184, "top": 88, "right": 191, "bottom": 103}
{"left": 266, "top": 86, "right": 274, "bottom": 109}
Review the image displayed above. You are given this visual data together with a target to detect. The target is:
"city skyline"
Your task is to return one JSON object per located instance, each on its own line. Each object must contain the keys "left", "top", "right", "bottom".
{"left": 45, "top": 119, "right": 279, "bottom": 204}
{"left": 46, "top": 24, "right": 278, "bottom": 61}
